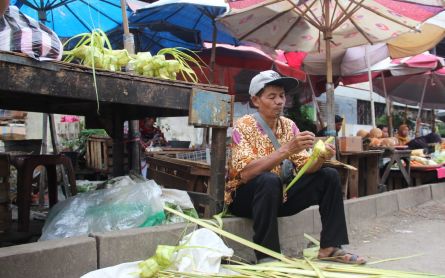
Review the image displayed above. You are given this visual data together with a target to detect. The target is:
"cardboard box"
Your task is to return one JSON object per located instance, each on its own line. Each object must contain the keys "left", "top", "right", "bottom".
{"left": 0, "top": 125, "right": 26, "bottom": 140}
{"left": 338, "top": 136, "right": 363, "bottom": 153}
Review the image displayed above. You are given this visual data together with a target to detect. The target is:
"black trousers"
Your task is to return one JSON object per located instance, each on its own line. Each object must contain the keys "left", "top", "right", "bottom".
{"left": 229, "top": 167, "right": 349, "bottom": 260}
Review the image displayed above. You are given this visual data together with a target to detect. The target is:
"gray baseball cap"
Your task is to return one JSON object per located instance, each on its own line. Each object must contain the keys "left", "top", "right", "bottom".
{"left": 249, "top": 70, "right": 299, "bottom": 97}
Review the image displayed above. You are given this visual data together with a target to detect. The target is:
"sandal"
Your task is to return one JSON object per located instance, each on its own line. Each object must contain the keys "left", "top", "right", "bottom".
{"left": 318, "top": 248, "right": 366, "bottom": 265}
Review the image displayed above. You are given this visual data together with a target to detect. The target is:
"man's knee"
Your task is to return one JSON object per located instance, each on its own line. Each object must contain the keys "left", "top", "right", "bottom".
{"left": 319, "top": 167, "right": 341, "bottom": 187}
{"left": 254, "top": 172, "right": 282, "bottom": 195}
{"left": 319, "top": 167, "right": 339, "bottom": 179}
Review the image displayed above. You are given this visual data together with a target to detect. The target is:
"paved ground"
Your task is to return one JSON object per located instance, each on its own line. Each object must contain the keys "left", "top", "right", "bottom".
{"left": 346, "top": 199, "right": 445, "bottom": 275}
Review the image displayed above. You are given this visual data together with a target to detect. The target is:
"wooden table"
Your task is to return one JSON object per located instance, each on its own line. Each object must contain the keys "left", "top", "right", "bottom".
{"left": 380, "top": 149, "right": 411, "bottom": 190}
{"left": 0, "top": 51, "right": 230, "bottom": 215}
{"left": 339, "top": 150, "right": 384, "bottom": 198}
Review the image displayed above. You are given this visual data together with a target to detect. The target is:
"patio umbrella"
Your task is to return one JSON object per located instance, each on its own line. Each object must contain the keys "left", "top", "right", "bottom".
{"left": 107, "top": 25, "right": 202, "bottom": 53}
{"left": 351, "top": 53, "right": 444, "bottom": 135}
{"left": 218, "top": 0, "right": 422, "bottom": 135}
{"left": 194, "top": 42, "right": 305, "bottom": 98}
{"left": 10, "top": 0, "right": 142, "bottom": 38}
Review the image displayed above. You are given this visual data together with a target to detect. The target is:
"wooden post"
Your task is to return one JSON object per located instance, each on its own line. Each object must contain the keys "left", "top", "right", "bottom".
{"left": 381, "top": 74, "right": 394, "bottom": 137}
{"left": 432, "top": 109, "right": 436, "bottom": 133}
{"left": 129, "top": 121, "right": 141, "bottom": 173}
{"left": 208, "top": 128, "right": 226, "bottom": 216}
{"left": 324, "top": 0, "right": 335, "bottom": 136}
{"left": 39, "top": 114, "right": 48, "bottom": 207}
{"left": 120, "top": 0, "right": 140, "bottom": 173}
{"left": 112, "top": 111, "right": 125, "bottom": 177}
{"left": 365, "top": 45, "right": 376, "bottom": 127}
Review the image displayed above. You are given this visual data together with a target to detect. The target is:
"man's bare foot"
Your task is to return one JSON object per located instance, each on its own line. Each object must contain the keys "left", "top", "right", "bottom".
{"left": 318, "top": 247, "right": 366, "bottom": 265}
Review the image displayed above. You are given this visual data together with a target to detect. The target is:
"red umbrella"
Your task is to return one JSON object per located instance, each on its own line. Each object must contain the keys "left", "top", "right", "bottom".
{"left": 190, "top": 43, "right": 306, "bottom": 100}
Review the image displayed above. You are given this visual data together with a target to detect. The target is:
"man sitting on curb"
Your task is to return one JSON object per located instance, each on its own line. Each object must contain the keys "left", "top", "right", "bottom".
{"left": 225, "top": 70, "right": 366, "bottom": 265}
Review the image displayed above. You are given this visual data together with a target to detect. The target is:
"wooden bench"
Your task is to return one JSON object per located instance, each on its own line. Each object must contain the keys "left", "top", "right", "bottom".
{"left": 146, "top": 154, "right": 218, "bottom": 217}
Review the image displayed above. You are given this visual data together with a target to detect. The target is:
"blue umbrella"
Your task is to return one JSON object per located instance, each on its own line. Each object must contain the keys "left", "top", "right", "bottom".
{"left": 129, "top": 0, "right": 238, "bottom": 45}
{"left": 129, "top": 0, "right": 239, "bottom": 82}
{"left": 11, "top": 0, "right": 132, "bottom": 38}
{"left": 107, "top": 25, "right": 203, "bottom": 54}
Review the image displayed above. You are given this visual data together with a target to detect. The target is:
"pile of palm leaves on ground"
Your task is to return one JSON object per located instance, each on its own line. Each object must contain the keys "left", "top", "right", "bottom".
{"left": 135, "top": 206, "right": 443, "bottom": 278}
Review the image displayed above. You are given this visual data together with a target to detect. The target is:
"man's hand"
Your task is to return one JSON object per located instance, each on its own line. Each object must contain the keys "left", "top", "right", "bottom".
{"left": 321, "top": 143, "right": 336, "bottom": 160}
{"left": 281, "top": 131, "right": 315, "bottom": 156}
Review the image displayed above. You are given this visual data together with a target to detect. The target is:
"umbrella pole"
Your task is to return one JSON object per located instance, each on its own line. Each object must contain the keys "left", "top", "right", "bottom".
{"left": 432, "top": 109, "right": 436, "bottom": 133}
{"left": 381, "top": 73, "right": 393, "bottom": 137}
{"left": 308, "top": 74, "right": 325, "bottom": 130}
{"left": 120, "top": 0, "right": 135, "bottom": 53}
{"left": 201, "top": 22, "right": 219, "bottom": 148}
{"left": 415, "top": 76, "right": 428, "bottom": 137}
{"left": 210, "top": 22, "right": 218, "bottom": 84}
{"left": 324, "top": 0, "right": 335, "bottom": 136}
{"left": 365, "top": 45, "right": 376, "bottom": 127}
{"left": 120, "top": 0, "right": 140, "bottom": 173}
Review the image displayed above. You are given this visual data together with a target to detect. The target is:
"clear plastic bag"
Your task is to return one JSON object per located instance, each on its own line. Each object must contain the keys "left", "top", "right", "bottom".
{"left": 40, "top": 178, "right": 165, "bottom": 241}
{"left": 161, "top": 188, "right": 198, "bottom": 224}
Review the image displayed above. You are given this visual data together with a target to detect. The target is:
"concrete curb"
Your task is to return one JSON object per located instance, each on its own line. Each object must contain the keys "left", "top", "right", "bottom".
{"left": 0, "top": 236, "right": 97, "bottom": 278}
{"left": 1, "top": 182, "right": 444, "bottom": 277}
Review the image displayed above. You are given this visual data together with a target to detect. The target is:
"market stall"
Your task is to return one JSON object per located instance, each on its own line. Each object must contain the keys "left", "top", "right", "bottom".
{"left": 0, "top": 50, "right": 230, "bottom": 216}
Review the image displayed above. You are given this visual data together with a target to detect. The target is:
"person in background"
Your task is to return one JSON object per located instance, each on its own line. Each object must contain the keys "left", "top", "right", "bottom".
{"left": 317, "top": 115, "right": 344, "bottom": 136}
{"left": 396, "top": 124, "right": 410, "bottom": 145}
{"left": 139, "top": 117, "right": 167, "bottom": 147}
{"left": 227, "top": 70, "right": 365, "bottom": 265}
{"left": 407, "top": 132, "right": 442, "bottom": 152}
{"left": 377, "top": 124, "right": 389, "bottom": 138}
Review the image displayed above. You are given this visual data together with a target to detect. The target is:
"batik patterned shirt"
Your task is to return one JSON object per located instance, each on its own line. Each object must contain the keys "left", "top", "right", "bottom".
{"left": 225, "top": 114, "right": 309, "bottom": 204}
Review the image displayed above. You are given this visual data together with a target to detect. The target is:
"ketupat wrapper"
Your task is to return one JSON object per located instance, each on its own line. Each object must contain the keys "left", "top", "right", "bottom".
{"left": 138, "top": 245, "right": 176, "bottom": 278}
{"left": 284, "top": 136, "right": 334, "bottom": 193}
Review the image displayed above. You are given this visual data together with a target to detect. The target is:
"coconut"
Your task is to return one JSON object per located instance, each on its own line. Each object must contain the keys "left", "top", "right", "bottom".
{"left": 369, "top": 137, "right": 381, "bottom": 147}
{"left": 381, "top": 137, "right": 397, "bottom": 147}
{"left": 356, "top": 129, "right": 369, "bottom": 138}
{"left": 369, "top": 128, "right": 383, "bottom": 138}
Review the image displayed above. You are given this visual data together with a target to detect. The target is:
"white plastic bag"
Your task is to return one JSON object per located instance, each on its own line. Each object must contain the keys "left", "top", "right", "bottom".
{"left": 40, "top": 178, "right": 165, "bottom": 241}
{"left": 174, "top": 228, "right": 234, "bottom": 274}
{"left": 80, "top": 228, "right": 234, "bottom": 278}
{"left": 80, "top": 261, "right": 141, "bottom": 278}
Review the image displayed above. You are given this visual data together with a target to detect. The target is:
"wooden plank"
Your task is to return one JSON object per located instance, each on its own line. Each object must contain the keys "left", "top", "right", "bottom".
{"left": 91, "top": 141, "right": 97, "bottom": 169}
{"left": 148, "top": 156, "right": 192, "bottom": 173}
{"left": 348, "top": 157, "right": 360, "bottom": 198}
{"left": 0, "top": 51, "right": 227, "bottom": 116}
{"left": 208, "top": 128, "right": 227, "bottom": 215}
{"left": 152, "top": 155, "right": 210, "bottom": 172}
{"left": 102, "top": 141, "right": 108, "bottom": 171}
{"left": 86, "top": 141, "right": 92, "bottom": 168}
{"left": 189, "top": 88, "right": 232, "bottom": 128}
{"left": 112, "top": 112, "right": 124, "bottom": 177}
{"left": 148, "top": 169, "right": 191, "bottom": 191}
{"left": 187, "top": 191, "right": 211, "bottom": 205}
{"left": 366, "top": 155, "right": 380, "bottom": 195}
